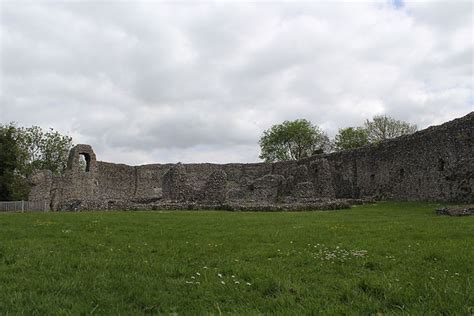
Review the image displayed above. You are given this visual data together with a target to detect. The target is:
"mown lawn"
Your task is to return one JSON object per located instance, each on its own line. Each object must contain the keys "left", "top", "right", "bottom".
{"left": 0, "top": 202, "right": 472, "bottom": 315}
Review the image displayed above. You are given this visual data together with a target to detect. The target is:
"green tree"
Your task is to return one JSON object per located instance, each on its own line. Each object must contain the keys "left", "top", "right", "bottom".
{"left": 259, "top": 119, "right": 331, "bottom": 162}
{"left": 0, "top": 126, "right": 20, "bottom": 200}
{"left": 0, "top": 123, "right": 73, "bottom": 200}
{"left": 364, "top": 115, "right": 417, "bottom": 143}
{"left": 14, "top": 126, "right": 73, "bottom": 177}
{"left": 334, "top": 127, "right": 369, "bottom": 151}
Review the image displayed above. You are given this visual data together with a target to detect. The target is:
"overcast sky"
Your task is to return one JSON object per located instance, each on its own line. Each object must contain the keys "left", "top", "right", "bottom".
{"left": 0, "top": 0, "right": 472, "bottom": 164}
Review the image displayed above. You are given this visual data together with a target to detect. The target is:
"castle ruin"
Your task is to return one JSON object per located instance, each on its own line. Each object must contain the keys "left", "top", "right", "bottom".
{"left": 29, "top": 112, "right": 473, "bottom": 211}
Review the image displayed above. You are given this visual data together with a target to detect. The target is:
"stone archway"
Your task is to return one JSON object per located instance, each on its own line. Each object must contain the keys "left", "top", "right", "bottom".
{"left": 67, "top": 144, "right": 97, "bottom": 174}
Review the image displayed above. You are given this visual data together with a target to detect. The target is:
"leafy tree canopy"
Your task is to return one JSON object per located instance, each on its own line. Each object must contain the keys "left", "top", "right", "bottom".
{"left": 364, "top": 115, "right": 417, "bottom": 143}
{"left": 259, "top": 119, "right": 331, "bottom": 162}
{"left": 334, "top": 127, "right": 369, "bottom": 151}
{"left": 0, "top": 123, "right": 73, "bottom": 200}
{"left": 0, "top": 126, "right": 21, "bottom": 200}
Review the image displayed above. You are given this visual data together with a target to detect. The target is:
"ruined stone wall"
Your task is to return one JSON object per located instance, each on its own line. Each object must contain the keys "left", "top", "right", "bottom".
{"left": 28, "top": 112, "right": 473, "bottom": 210}
{"left": 321, "top": 112, "right": 473, "bottom": 202}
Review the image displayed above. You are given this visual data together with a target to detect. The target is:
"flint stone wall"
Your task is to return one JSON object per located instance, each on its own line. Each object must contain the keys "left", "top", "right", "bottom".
{"left": 29, "top": 112, "right": 473, "bottom": 211}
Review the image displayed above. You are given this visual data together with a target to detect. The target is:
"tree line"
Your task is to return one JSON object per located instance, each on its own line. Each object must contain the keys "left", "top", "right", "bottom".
{"left": 259, "top": 115, "right": 417, "bottom": 162}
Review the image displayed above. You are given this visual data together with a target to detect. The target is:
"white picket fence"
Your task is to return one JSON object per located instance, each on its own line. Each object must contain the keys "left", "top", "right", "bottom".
{"left": 0, "top": 200, "right": 49, "bottom": 212}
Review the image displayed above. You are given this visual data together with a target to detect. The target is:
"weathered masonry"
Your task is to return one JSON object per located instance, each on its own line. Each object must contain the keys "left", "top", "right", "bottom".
{"left": 29, "top": 112, "right": 473, "bottom": 211}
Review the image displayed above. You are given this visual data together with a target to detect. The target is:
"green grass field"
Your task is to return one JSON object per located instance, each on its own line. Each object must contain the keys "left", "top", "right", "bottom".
{"left": 0, "top": 202, "right": 473, "bottom": 315}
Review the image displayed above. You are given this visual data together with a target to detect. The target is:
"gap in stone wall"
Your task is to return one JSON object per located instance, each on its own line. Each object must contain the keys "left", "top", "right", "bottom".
{"left": 78, "top": 153, "right": 91, "bottom": 172}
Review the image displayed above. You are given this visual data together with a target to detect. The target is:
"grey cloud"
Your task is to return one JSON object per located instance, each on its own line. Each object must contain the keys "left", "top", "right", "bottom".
{"left": 1, "top": 1, "right": 472, "bottom": 164}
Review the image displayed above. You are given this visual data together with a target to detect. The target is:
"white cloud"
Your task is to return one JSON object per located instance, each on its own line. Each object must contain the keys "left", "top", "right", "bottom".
{"left": 1, "top": 0, "right": 472, "bottom": 164}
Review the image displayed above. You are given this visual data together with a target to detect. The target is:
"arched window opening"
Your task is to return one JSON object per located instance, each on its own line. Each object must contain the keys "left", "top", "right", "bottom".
{"left": 79, "top": 153, "right": 91, "bottom": 172}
